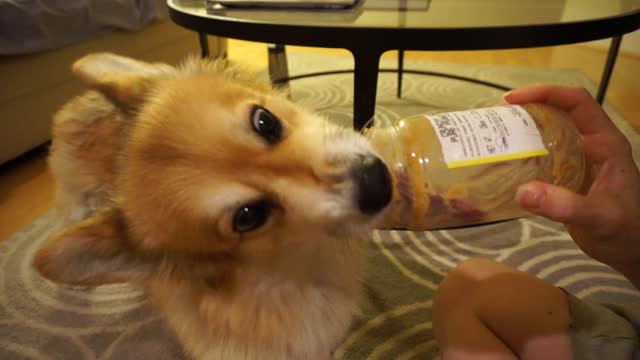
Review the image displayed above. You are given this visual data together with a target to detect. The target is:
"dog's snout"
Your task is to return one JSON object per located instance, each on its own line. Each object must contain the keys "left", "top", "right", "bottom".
{"left": 352, "top": 155, "right": 392, "bottom": 214}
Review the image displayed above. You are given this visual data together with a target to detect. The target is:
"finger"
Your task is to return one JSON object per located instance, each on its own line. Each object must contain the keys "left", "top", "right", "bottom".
{"left": 503, "top": 85, "right": 617, "bottom": 135}
{"left": 515, "top": 181, "right": 617, "bottom": 226}
{"left": 503, "top": 85, "right": 592, "bottom": 111}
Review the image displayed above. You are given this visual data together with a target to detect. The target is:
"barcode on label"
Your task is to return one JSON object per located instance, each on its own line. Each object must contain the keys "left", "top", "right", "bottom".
{"left": 427, "top": 105, "right": 549, "bottom": 168}
{"left": 432, "top": 114, "right": 459, "bottom": 143}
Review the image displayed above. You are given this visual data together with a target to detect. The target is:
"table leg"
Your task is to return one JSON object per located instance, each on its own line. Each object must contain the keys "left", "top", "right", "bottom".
{"left": 199, "top": 32, "right": 210, "bottom": 58}
{"left": 352, "top": 50, "right": 382, "bottom": 131}
{"left": 596, "top": 35, "right": 623, "bottom": 105}
{"left": 268, "top": 44, "right": 290, "bottom": 89}
{"left": 397, "top": 50, "right": 405, "bottom": 98}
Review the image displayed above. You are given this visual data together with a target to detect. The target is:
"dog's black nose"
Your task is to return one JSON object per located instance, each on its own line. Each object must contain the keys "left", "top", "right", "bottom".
{"left": 353, "top": 155, "right": 392, "bottom": 214}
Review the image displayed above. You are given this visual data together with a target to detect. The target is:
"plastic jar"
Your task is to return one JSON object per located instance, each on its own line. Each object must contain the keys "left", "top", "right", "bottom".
{"left": 365, "top": 104, "right": 586, "bottom": 230}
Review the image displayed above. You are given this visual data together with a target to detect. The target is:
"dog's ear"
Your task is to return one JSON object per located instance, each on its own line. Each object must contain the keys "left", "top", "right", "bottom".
{"left": 72, "top": 52, "right": 174, "bottom": 110}
{"left": 33, "top": 208, "right": 156, "bottom": 286}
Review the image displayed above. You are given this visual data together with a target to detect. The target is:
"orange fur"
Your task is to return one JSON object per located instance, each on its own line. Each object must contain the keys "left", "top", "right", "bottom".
{"left": 36, "top": 53, "right": 389, "bottom": 359}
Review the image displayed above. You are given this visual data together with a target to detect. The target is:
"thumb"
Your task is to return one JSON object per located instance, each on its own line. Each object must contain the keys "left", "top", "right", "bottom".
{"left": 515, "top": 181, "right": 597, "bottom": 225}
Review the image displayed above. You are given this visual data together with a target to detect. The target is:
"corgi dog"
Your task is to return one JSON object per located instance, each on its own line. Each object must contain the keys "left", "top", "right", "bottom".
{"left": 34, "top": 53, "right": 392, "bottom": 359}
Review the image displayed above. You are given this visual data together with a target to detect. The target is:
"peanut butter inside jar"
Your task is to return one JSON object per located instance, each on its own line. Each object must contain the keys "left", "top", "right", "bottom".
{"left": 365, "top": 104, "right": 586, "bottom": 230}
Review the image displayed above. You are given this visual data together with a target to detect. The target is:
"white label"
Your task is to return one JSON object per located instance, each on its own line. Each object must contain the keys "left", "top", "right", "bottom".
{"left": 427, "top": 105, "right": 549, "bottom": 168}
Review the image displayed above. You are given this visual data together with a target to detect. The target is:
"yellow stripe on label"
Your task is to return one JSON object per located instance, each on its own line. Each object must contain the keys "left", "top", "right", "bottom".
{"left": 447, "top": 149, "right": 549, "bottom": 169}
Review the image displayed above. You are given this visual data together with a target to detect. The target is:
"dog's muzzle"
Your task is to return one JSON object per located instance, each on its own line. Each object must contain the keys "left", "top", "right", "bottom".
{"left": 352, "top": 155, "right": 392, "bottom": 214}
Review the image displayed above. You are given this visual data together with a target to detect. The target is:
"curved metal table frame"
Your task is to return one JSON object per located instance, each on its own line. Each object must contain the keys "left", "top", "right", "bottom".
{"left": 168, "top": 1, "right": 640, "bottom": 130}
{"left": 271, "top": 68, "right": 513, "bottom": 92}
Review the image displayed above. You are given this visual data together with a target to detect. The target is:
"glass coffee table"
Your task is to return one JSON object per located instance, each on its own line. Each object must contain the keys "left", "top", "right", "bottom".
{"left": 168, "top": 0, "right": 640, "bottom": 130}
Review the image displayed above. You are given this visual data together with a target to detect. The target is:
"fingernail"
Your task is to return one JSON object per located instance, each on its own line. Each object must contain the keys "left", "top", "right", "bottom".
{"left": 516, "top": 184, "right": 546, "bottom": 209}
{"left": 502, "top": 90, "right": 513, "bottom": 102}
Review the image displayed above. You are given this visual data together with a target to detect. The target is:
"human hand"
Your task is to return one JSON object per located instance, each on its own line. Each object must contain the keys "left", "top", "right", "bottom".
{"left": 505, "top": 85, "right": 640, "bottom": 285}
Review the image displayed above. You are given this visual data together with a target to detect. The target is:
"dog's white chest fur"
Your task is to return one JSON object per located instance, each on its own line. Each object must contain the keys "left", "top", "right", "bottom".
{"left": 152, "top": 272, "right": 360, "bottom": 360}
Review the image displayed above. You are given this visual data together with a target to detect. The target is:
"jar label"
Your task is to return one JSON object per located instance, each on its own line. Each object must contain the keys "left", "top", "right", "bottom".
{"left": 427, "top": 105, "right": 549, "bottom": 168}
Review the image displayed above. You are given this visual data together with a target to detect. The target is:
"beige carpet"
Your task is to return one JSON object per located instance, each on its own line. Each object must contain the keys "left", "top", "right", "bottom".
{"left": 1, "top": 54, "right": 638, "bottom": 360}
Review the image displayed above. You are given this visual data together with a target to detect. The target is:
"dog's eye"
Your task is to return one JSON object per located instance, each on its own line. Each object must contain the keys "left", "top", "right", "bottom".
{"left": 233, "top": 200, "right": 272, "bottom": 234}
{"left": 251, "top": 106, "right": 282, "bottom": 144}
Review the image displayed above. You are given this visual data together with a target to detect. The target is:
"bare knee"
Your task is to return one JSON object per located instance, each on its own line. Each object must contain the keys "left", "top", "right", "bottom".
{"left": 445, "top": 258, "right": 513, "bottom": 282}
{"left": 434, "top": 258, "right": 514, "bottom": 308}
{"left": 433, "top": 258, "right": 572, "bottom": 360}
{"left": 434, "top": 257, "right": 570, "bottom": 325}
{"left": 432, "top": 259, "right": 523, "bottom": 359}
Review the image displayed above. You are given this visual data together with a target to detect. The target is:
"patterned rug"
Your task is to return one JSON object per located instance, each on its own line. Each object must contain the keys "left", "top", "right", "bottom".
{"left": 1, "top": 53, "right": 639, "bottom": 360}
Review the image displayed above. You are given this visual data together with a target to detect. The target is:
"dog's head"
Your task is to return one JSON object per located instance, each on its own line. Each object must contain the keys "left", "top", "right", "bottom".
{"left": 35, "top": 53, "right": 391, "bottom": 286}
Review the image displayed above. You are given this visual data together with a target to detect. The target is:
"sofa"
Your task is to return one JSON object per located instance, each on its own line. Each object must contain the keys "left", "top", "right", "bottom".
{"left": 0, "top": 0, "right": 226, "bottom": 164}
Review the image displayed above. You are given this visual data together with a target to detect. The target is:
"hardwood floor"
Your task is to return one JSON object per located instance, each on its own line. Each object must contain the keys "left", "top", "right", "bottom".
{"left": 0, "top": 146, "right": 54, "bottom": 241}
{"left": 1, "top": 40, "right": 639, "bottom": 241}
